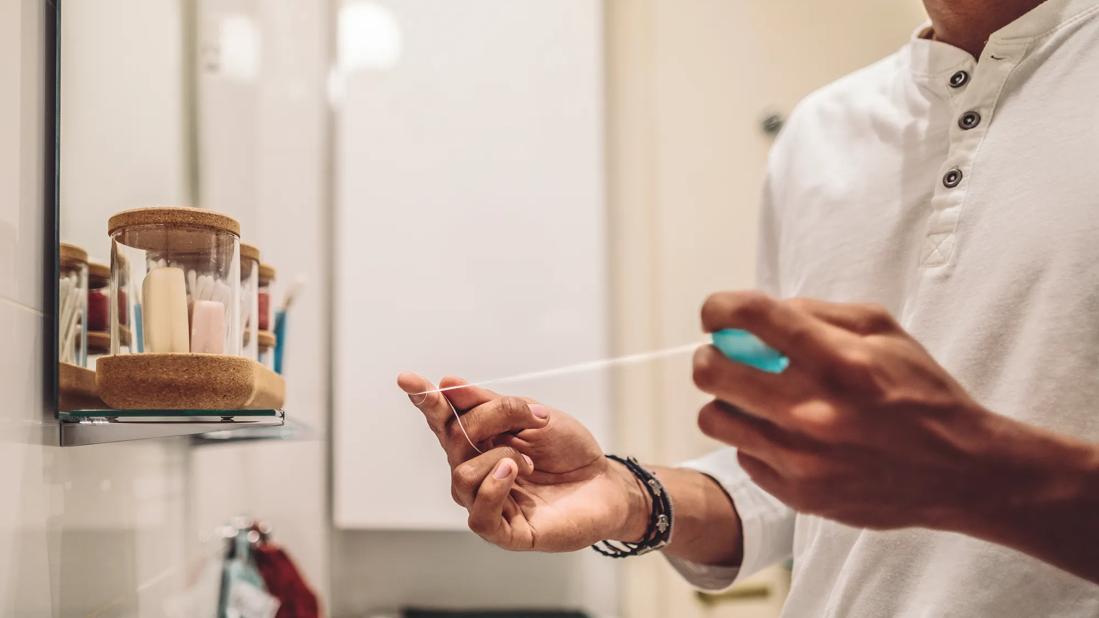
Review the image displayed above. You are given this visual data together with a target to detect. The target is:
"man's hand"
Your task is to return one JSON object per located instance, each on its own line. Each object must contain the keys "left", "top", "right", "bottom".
{"left": 693, "top": 291, "right": 1099, "bottom": 581}
{"left": 396, "top": 373, "right": 650, "bottom": 552}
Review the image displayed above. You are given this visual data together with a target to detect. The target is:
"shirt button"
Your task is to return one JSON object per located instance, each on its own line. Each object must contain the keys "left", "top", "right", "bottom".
{"left": 943, "top": 168, "right": 963, "bottom": 188}
{"left": 949, "top": 70, "right": 969, "bottom": 88}
{"left": 958, "top": 111, "right": 981, "bottom": 130}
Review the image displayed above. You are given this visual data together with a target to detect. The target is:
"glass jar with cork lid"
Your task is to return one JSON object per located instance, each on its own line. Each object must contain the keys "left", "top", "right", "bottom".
{"left": 97, "top": 206, "right": 276, "bottom": 409}
{"left": 240, "top": 242, "right": 261, "bottom": 361}
{"left": 86, "top": 260, "right": 111, "bottom": 366}
{"left": 258, "top": 262, "right": 276, "bottom": 334}
{"left": 59, "top": 243, "right": 88, "bottom": 367}
{"left": 108, "top": 206, "right": 241, "bottom": 356}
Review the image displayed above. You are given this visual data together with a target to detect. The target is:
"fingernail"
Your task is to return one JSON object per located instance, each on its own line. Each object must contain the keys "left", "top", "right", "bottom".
{"left": 494, "top": 459, "right": 515, "bottom": 480}
{"left": 530, "top": 404, "right": 550, "bottom": 419}
{"left": 521, "top": 454, "right": 534, "bottom": 470}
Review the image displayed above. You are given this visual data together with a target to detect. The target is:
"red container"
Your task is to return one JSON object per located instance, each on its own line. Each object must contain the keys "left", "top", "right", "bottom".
{"left": 87, "top": 262, "right": 110, "bottom": 333}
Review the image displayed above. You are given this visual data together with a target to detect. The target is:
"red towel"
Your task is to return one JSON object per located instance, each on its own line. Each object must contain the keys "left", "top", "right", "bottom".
{"left": 253, "top": 544, "right": 321, "bottom": 618}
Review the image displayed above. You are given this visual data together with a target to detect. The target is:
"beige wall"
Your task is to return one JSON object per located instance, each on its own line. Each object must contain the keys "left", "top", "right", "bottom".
{"left": 606, "top": 1, "right": 927, "bottom": 616}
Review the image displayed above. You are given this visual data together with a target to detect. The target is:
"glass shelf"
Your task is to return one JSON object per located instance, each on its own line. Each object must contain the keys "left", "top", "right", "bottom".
{"left": 58, "top": 409, "right": 286, "bottom": 446}
{"left": 190, "top": 416, "right": 313, "bottom": 445}
{"left": 60, "top": 409, "right": 280, "bottom": 419}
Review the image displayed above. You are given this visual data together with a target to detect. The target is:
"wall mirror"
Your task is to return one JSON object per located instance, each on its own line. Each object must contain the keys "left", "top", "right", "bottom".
{"left": 51, "top": 0, "right": 619, "bottom": 604}
{"left": 52, "top": 0, "right": 301, "bottom": 444}
{"left": 50, "top": 0, "right": 614, "bottom": 532}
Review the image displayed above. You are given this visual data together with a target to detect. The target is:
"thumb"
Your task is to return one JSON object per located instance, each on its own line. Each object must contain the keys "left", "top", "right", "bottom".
{"left": 467, "top": 458, "right": 518, "bottom": 545}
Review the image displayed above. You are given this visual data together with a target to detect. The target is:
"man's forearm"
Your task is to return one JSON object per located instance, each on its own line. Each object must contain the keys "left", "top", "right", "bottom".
{"left": 954, "top": 426, "right": 1099, "bottom": 584}
{"left": 612, "top": 461, "right": 743, "bottom": 567}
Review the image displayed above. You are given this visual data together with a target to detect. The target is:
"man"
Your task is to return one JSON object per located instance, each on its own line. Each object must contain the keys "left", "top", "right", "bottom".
{"left": 398, "top": 0, "right": 1099, "bottom": 614}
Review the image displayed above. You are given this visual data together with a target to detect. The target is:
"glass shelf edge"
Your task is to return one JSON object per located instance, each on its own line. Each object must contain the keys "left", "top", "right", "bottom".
{"left": 58, "top": 410, "right": 286, "bottom": 446}
{"left": 190, "top": 417, "right": 313, "bottom": 445}
{"left": 59, "top": 408, "right": 281, "bottom": 419}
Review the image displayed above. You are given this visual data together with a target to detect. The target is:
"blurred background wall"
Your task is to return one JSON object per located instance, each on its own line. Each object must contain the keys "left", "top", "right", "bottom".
{"left": 1, "top": 0, "right": 923, "bottom": 616}
{"left": 606, "top": 3, "right": 926, "bottom": 616}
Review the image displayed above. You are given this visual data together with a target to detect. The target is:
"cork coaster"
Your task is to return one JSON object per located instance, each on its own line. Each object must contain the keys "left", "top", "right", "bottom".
{"left": 97, "top": 354, "right": 258, "bottom": 409}
{"left": 247, "top": 362, "right": 286, "bottom": 409}
{"left": 59, "top": 362, "right": 105, "bottom": 410}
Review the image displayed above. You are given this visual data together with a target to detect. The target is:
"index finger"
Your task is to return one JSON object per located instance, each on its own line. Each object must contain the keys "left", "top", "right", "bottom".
{"left": 438, "top": 376, "right": 502, "bottom": 412}
{"left": 701, "top": 291, "right": 855, "bottom": 370}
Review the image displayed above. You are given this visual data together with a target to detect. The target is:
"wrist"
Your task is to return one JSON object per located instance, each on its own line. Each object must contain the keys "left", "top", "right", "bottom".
{"left": 953, "top": 415, "right": 1099, "bottom": 540}
{"left": 608, "top": 458, "right": 653, "bottom": 543}
{"left": 978, "top": 441, "right": 1099, "bottom": 582}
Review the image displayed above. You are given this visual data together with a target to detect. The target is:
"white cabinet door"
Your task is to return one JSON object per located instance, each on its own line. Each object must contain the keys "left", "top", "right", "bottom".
{"left": 333, "top": 0, "right": 609, "bottom": 530}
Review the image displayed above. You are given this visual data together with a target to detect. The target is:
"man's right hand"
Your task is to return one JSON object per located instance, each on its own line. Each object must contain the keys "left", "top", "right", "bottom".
{"left": 397, "top": 373, "right": 650, "bottom": 552}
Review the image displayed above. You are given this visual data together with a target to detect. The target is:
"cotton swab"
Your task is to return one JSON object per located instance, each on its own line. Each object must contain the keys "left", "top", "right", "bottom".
{"left": 62, "top": 298, "right": 80, "bottom": 362}
{"left": 279, "top": 276, "right": 305, "bottom": 312}
{"left": 58, "top": 276, "right": 71, "bottom": 359}
{"left": 63, "top": 285, "right": 81, "bottom": 362}
{"left": 59, "top": 275, "right": 82, "bottom": 363}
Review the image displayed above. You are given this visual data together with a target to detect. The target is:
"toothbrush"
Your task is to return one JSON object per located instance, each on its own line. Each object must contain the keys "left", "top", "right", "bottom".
{"left": 273, "top": 277, "right": 304, "bottom": 375}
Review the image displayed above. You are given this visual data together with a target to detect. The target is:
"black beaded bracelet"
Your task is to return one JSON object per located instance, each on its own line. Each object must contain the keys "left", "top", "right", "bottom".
{"left": 592, "top": 455, "right": 673, "bottom": 559}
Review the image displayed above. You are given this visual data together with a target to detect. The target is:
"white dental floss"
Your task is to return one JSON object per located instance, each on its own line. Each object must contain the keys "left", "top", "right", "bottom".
{"left": 413, "top": 341, "right": 704, "bottom": 453}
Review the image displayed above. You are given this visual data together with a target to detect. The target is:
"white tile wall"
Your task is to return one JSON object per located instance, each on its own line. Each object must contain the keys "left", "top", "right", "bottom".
{"left": 0, "top": 2, "right": 192, "bottom": 615}
{"left": 0, "top": 298, "right": 192, "bottom": 617}
{"left": 0, "top": 0, "right": 46, "bottom": 312}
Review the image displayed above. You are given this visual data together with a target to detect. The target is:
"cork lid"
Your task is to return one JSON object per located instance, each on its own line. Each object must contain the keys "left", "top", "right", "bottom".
{"left": 257, "top": 330, "right": 277, "bottom": 350}
{"left": 87, "top": 330, "right": 111, "bottom": 354}
{"left": 108, "top": 206, "right": 240, "bottom": 237}
{"left": 240, "top": 242, "right": 261, "bottom": 263}
{"left": 258, "top": 263, "right": 277, "bottom": 283}
{"left": 60, "top": 243, "right": 88, "bottom": 267}
{"left": 87, "top": 261, "right": 110, "bottom": 287}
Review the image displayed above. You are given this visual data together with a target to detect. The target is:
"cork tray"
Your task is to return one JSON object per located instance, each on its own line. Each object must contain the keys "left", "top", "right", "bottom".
{"left": 59, "top": 362, "right": 106, "bottom": 410}
{"left": 96, "top": 354, "right": 285, "bottom": 410}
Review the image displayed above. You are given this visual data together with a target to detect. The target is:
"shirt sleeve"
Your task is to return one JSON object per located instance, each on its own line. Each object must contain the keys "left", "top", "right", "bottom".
{"left": 662, "top": 167, "right": 795, "bottom": 591}
{"left": 663, "top": 449, "right": 796, "bottom": 591}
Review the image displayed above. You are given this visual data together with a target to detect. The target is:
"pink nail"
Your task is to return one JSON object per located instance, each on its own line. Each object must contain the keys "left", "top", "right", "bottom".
{"left": 521, "top": 454, "right": 534, "bottom": 470}
{"left": 494, "top": 459, "right": 515, "bottom": 480}
{"left": 530, "top": 404, "right": 550, "bottom": 419}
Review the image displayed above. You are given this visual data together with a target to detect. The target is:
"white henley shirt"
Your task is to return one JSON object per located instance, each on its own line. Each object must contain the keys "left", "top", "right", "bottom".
{"left": 667, "top": 1, "right": 1099, "bottom": 615}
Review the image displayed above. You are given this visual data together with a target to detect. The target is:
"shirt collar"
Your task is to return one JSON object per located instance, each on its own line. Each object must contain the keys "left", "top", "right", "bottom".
{"left": 901, "top": 0, "right": 1099, "bottom": 77}
{"left": 992, "top": 0, "right": 1099, "bottom": 41}
{"left": 903, "top": 23, "right": 971, "bottom": 79}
